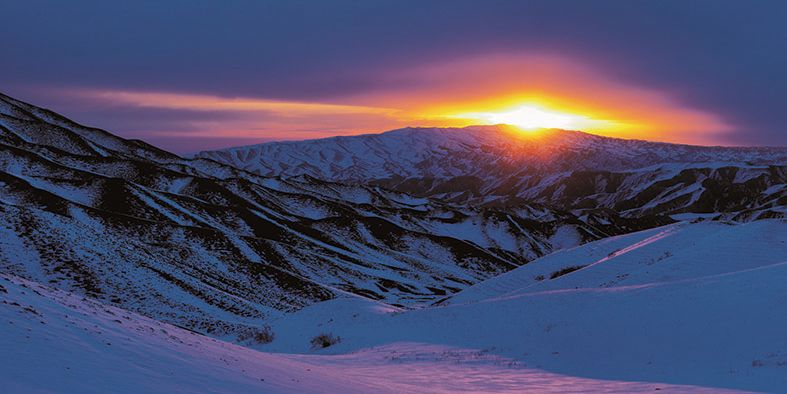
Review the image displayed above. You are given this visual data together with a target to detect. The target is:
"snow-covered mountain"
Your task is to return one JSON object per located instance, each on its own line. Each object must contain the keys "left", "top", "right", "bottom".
{"left": 195, "top": 125, "right": 786, "bottom": 179}
{"left": 197, "top": 126, "right": 787, "bottom": 218}
{"left": 0, "top": 92, "right": 671, "bottom": 337}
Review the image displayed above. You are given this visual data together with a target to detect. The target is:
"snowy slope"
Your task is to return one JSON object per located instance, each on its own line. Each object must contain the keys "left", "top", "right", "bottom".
{"left": 261, "top": 219, "right": 787, "bottom": 393}
{"left": 447, "top": 219, "right": 787, "bottom": 304}
{"left": 0, "top": 273, "right": 745, "bottom": 393}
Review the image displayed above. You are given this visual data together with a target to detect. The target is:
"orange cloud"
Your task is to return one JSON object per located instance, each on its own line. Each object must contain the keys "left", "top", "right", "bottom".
{"left": 69, "top": 89, "right": 406, "bottom": 141}
{"left": 78, "top": 89, "right": 398, "bottom": 116}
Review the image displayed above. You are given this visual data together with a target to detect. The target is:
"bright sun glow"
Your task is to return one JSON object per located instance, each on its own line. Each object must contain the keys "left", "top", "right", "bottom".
{"left": 459, "top": 105, "right": 590, "bottom": 130}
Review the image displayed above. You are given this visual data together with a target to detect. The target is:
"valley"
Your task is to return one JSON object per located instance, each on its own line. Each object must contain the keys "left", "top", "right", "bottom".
{"left": 1, "top": 92, "right": 785, "bottom": 393}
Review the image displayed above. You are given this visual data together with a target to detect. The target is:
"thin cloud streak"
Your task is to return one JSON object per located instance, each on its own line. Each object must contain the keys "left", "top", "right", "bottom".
{"left": 75, "top": 89, "right": 399, "bottom": 116}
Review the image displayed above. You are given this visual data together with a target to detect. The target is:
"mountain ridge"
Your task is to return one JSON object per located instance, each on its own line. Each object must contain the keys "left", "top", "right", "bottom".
{"left": 201, "top": 124, "right": 787, "bottom": 154}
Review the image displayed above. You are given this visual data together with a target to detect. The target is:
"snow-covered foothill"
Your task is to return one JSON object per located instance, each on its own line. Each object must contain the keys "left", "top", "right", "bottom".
{"left": 262, "top": 220, "right": 787, "bottom": 393}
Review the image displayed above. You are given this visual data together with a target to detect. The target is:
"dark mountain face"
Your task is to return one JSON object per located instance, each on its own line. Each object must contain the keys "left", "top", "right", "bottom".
{"left": 197, "top": 126, "right": 787, "bottom": 219}
{"left": 418, "top": 164, "right": 787, "bottom": 220}
{"left": 0, "top": 92, "right": 671, "bottom": 337}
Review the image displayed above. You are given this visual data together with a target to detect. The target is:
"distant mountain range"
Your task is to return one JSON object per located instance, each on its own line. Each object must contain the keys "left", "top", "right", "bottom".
{"left": 197, "top": 125, "right": 787, "bottom": 219}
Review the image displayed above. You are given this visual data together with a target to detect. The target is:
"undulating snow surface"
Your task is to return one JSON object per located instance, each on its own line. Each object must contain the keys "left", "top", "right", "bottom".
{"left": 0, "top": 271, "right": 745, "bottom": 393}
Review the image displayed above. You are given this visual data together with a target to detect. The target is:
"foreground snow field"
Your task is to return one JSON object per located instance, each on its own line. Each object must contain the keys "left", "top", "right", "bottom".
{"left": 0, "top": 273, "right": 743, "bottom": 393}
{"left": 3, "top": 219, "right": 786, "bottom": 393}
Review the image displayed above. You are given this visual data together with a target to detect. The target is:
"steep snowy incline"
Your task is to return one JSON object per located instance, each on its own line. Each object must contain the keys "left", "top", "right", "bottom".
{"left": 262, "top": 219, "right": 787, "bottom": 393}
{"left": 447, "top": 219, "right": 787, "bottom": 304}
{"left": 0, "top": 274, "right": 743, "bottom": 393}
{"left": 442, "top": 224, "right": 680, "bottom": 304}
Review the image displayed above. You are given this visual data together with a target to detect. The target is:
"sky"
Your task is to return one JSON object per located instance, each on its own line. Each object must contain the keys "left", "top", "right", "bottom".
{"left": 2, "top": 0, "right": 786, "bottom": 153}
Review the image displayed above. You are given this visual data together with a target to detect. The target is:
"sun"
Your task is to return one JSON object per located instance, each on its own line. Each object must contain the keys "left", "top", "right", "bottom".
{"left": 459, "top": 104, "right": 588, "bottom": 130}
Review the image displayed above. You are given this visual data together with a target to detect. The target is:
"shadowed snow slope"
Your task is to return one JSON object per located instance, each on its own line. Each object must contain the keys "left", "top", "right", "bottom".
{"left": 0, "top": 274, "right": 745, "bottom": 393}
{"left": 262, "top": 220, "right": 787, "bottom": 393}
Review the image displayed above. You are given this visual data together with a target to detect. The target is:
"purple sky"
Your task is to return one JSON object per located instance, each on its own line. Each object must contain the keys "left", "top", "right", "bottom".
{"left": 2, "top": 0, "right": 786, "bottom": 153}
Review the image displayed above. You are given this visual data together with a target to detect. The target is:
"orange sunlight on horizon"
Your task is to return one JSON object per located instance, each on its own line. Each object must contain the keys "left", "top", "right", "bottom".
{"left": 63, "top": 54, "right": 734, "bottom": 147}
{"left": 448, "top": 103, "right": 617, "bottom": 132}
{"left": 348, "top": 54, "right": 734, "bottom": 144}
